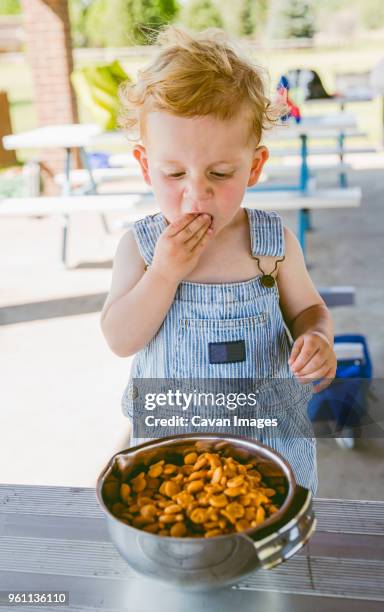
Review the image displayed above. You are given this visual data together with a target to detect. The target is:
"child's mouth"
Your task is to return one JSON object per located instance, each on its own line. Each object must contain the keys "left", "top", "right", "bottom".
{"left": 202, "top": 213, "right": 214, "bottom": 227}
{"left": 191, "top": 212, "right": 214, "bottom": 231}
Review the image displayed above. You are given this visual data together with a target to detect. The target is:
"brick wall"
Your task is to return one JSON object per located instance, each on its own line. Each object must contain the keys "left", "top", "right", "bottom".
{"left": 21, "top": 0, "right": 79, "bottom": 192}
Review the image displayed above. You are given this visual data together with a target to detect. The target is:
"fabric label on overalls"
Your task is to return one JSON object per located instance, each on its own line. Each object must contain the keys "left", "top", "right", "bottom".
{"left": 208, "top": 340, "right": 246, "bottom": 364}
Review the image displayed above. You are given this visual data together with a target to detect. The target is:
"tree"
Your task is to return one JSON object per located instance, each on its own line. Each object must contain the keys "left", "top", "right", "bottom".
{"left": 68, "top": 0, "right": 89, "bottom": 47}
{"left": 218, "top": 0, "right": 268, "bottom": 38}
{"left": 239, "top": 0, "right": 255, "bottom": 36}
{"left": 0, "top": 0, "right": 21, "bottom": 14}
{"left": 128, "top": 0, "right": 181, "bottom": 44}
{"left": 239, "top": 0, "right": 269, "bottom": 37}
{"left": 357, "top": 0, "right": 384, "bottom": 30}
{"left": 267, "top": 0, "right": 316, "bottom": 39}
{"left": 179, "top": 0, "right": 223, "bottom": 32}
{"left": 84, "top": 0, "right": 128, "bottom": 47}
{"left": 281, "top": 0, "right": 316, "bottom": 38}
{"left": 83, "top": 0, "right": 180, "bottom": 47}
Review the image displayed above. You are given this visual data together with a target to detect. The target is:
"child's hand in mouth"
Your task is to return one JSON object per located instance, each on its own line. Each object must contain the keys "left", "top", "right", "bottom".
{"left": 152, "top": 212, "right": 214, "bottom": 283}
{"left": 199, "top": 213, "right": 214, "bottom": 231}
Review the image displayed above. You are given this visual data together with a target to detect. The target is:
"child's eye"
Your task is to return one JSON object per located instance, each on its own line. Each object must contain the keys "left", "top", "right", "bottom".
{"left": 166, "top": 171, "right": 232, "bottom": 179}
{"left": 211, "top": 172, "right": 230, "bottom": 178}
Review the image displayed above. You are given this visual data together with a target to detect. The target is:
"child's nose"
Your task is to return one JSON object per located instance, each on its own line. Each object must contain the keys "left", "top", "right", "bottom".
{"left": 185, "top": 201, "right": 210, "bottom": 214}
{"left": 183, "top": 179, "right": 213, "bottom": 212}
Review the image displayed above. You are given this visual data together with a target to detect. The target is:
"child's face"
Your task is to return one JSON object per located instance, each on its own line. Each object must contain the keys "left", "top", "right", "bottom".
{"left": 133, "top": 111, "right": 268, "bottom": 234}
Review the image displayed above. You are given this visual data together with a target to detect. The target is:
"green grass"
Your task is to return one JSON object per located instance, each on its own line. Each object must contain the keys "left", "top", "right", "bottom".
{"left": 1, "top": 41, "right": 383, "bottom": 162}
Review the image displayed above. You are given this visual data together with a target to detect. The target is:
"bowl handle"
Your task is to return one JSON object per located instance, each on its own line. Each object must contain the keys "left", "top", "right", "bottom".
{"left": 243, "top": 485, "right": 317, "bottom": 570}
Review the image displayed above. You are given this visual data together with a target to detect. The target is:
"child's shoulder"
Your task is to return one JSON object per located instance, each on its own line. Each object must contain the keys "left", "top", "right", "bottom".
{"left": 132, "top": 212, "right": 167, "bottom": 266}
{"left": 114, "top": 227, "right": 146, "bottom": 273}
{"left": 245, "top": 207, "right": 285, "bottom": 259}
{"left": 245, "top": 207, "right": 282, "bottom": 226}
{"left": 134, "top": 211, "right": 166, "bottom": 230}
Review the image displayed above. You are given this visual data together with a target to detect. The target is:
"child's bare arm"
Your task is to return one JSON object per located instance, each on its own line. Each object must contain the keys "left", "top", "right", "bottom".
{"left": 277, "top": 227, "right": 337, "bottom": 392}
{"left": 277, "top": 227, "right": 332, "bottom": 341}
{"left": 101, "top": 213, "right": 213, "bottom": 357}
{"left": 100, "top": 230, "right": 176, "bottom": 357}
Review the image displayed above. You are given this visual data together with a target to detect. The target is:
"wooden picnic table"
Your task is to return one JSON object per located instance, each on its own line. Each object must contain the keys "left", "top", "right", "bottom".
{"left": 0, "top": 484, "right": 383, "bottom": 611}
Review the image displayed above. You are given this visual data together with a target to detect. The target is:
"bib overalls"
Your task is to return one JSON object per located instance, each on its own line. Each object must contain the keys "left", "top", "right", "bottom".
{"left": 122, "top": 208, "right": 318, "bottom": 494}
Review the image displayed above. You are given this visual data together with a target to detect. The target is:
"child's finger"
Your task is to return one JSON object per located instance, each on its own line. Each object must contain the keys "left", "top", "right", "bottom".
{"left": 291, "top": 348, "right": 319, "bottom": 375}
{"left": 179, "top": 214, "right": 212, "bottom": 242}
{"left": 289, "top": 340, "right": 319, "bottom": 373}
{"left": 185, "top": 217, "right": 212, "bottom": 248}
{"left": 184, "top": 215, "right": 211, "bottom": 248}
{"left": 312, "top": 368, "right": 335, "bottom": 393}
{"left": 294, "top": 354, "right": 327, "bottom": 377}
{"left": 165, "top": 213, "right": 199, "bottom": 237}
{"left": 288, "top": 337, "right": 304, "bottom": 366}
{"left": 295, "top": 374, "right": 314, "bottom": 386}
{"left": 191, "top": 224, "right": 213, "bottom": 252}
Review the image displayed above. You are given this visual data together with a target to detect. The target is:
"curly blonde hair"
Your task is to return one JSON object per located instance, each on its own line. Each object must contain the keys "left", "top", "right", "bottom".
{"left": 119, "top": 26, "right": 282, "bottom": 145}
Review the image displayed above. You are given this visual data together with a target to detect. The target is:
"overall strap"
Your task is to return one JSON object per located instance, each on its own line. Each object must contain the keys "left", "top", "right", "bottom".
{"left": 245, "top": 208, "right": 285, "bottom": 257}
{"left": 132, "top": 213, "right": 167, "bottom": 267}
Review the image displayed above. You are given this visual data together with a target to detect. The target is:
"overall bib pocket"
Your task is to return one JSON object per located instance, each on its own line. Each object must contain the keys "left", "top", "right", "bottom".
{"left": 173, "top": 313, "right": 274, "bottom": 379}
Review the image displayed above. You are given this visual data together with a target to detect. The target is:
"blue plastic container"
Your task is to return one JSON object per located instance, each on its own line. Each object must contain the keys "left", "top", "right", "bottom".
{"left": 307, "top": 334, "right": 372, "bottom": 429}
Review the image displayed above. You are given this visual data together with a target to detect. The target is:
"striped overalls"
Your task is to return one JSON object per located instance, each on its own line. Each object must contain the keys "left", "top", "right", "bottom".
{"left": 122, "top": 208, "right": 318, "bottom": 494}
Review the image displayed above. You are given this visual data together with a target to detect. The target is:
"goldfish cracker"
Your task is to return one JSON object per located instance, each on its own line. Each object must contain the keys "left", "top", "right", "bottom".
{"left": 107, "top": 446, "right": 286, "bottom": 538}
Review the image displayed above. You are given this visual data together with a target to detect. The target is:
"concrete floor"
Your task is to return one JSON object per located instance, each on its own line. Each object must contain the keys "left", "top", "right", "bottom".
{"left": 0, "top": 154, "right": 383, "bottom": 500}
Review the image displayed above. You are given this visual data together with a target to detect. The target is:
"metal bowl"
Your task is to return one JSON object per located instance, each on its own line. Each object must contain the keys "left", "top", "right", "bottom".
{"left": 96, "top": 433, "right": 316, "bottom": 590}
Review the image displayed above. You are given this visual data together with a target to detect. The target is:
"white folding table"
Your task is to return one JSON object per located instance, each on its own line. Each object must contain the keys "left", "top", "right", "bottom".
{"left": 2, "top": 114, "right": 361, "bottom": 264}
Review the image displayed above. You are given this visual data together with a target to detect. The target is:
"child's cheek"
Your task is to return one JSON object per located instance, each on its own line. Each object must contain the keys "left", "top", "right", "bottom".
{"left": 221, "top": 182, "right": 245, "bottom": 213}
{"left": 153, "top": 178, "right": 181, "bottom": 221}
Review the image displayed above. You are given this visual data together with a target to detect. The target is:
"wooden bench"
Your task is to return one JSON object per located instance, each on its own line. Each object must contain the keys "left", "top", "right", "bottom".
{"left": 0, "top": 187, "right": 361, "bottom": 265}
